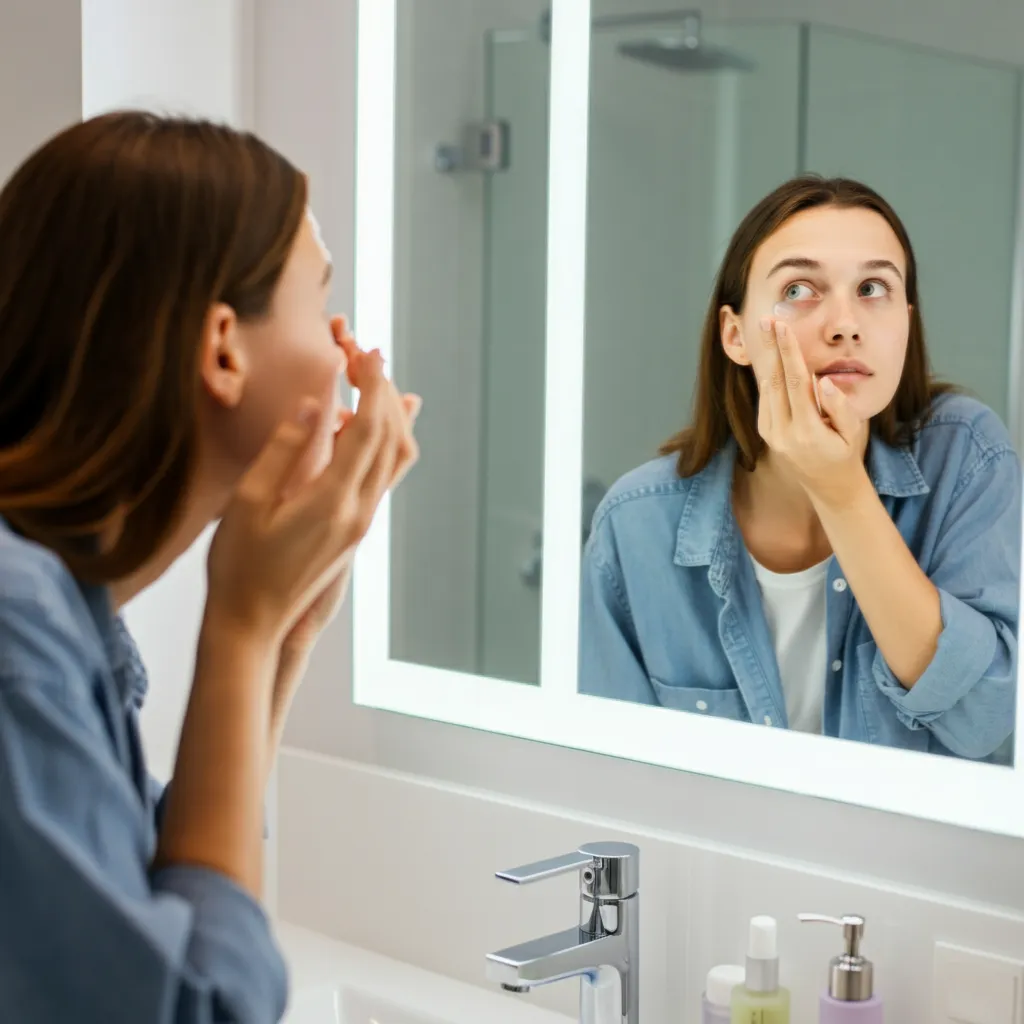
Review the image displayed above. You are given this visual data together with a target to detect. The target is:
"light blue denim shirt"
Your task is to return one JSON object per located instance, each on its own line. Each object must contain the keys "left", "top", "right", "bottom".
{"left": 579, "top": 394, "right": 1021, "bottom": 762}
{"left": 0, "top": 517, "right": 288, "bottom": 1022}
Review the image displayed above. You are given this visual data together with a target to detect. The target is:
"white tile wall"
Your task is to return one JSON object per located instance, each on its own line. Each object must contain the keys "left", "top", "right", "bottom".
{"left": 277, "top": 749, "right": 1024, "bottom": 1024}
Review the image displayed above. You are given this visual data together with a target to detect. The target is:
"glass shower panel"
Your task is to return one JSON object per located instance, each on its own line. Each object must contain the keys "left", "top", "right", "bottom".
{"left": 804, "top": 27, "right": 1021, "bottom": 422}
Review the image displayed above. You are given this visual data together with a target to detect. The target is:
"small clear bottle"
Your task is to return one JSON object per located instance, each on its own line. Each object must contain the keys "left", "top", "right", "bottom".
{"left": 702, "top": 964, "right": 745, "bottom": 1023}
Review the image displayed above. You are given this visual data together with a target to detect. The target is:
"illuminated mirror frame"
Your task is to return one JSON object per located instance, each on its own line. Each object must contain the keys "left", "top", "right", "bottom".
{"left": 351, "top": 0, "right": 1024, "bottom": 837}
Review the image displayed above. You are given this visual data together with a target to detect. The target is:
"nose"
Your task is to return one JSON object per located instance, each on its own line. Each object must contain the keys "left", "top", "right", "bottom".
{"left": 823, "top": 296, "right": 861, "bottom": 345}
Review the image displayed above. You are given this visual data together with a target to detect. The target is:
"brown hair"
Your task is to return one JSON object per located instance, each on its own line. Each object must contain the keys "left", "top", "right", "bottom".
{"left": 0, "top": 111, "right": 307, "bottom": 584}
{"left": 661, "top": 175, "right": 955, "bottom": 476}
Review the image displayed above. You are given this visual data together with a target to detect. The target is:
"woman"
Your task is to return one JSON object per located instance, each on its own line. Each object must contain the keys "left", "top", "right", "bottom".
{"left": 579, "top": 176, "right": 1020, "bottom": 762}
{"left": 0, "top": 113, "right": 419, "bottom": 1021}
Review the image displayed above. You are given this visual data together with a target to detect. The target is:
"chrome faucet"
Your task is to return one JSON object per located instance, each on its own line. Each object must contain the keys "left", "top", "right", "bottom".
{"left": 485, "top": 842, "right": 640, "bottom": 1024}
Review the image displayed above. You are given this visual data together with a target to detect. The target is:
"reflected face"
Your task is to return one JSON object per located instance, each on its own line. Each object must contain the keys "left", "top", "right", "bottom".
{"left": 723, "top": 205, "right": 912, "bottom": 422}
{"left": 204, "top": 209, "right": 346, "bottom": 489}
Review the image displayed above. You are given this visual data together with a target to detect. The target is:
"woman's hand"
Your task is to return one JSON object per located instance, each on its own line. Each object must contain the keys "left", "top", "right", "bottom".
{"left": 755, "top": 315, "right": 870, "bottom": 507}
{"left": 206, "top": 342, "right": 419, "bottom": 658}
{"left": 278, "top": 393, "right": 421, "bottom": 660}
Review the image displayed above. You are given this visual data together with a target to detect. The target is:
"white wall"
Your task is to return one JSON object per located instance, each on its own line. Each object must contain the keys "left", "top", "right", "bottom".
{"left": 80, "top": 0, "right": 254, "bottom": 784}
{"left": 0, "top": 0, "right": 82, "bottom": 185}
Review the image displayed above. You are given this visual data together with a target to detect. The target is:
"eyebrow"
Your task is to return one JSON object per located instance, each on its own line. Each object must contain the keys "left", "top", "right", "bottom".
{"left": 766, "top": 256, "right": 904, "bottom": 282}
{"left": 321, "top": 262, "right": 333, "bottom": 287}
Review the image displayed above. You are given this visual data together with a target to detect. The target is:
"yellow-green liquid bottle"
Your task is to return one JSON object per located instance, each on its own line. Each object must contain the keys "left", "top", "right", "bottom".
{"left": 730, "top": 916, "right": 791, "bottom": 1024}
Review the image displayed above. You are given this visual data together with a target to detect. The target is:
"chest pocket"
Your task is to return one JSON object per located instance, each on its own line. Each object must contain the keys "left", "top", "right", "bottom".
{"left": 648, "top": 677, "right": 750, "bottom": 722}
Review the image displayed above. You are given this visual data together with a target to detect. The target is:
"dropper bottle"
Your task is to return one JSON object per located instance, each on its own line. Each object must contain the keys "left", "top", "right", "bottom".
{"left": 730, "top": 915, "right": 791, "bottom": 1023}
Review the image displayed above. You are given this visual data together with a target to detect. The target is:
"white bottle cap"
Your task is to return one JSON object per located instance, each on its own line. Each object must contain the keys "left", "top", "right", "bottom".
{"left": 748, "top": 916, "right": 778, "bottom": 959}
{"left": 705, "top": 964, "right": 745, "bottom": 1007}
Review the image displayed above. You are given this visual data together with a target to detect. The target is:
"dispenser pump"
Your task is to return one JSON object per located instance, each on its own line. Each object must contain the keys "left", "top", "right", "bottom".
{"left": 797, "top": 914, "right": 874, "bottom": 1002}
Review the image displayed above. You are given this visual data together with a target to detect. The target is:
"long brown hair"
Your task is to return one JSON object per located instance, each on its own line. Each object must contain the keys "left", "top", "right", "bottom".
{"left": 0, "top": 112, "right": 307, "bottom": 584}
{"left": 661, "top": 175, "right": 955, "bottom": 476}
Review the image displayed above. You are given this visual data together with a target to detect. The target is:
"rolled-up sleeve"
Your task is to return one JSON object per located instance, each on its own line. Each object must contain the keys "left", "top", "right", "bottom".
{"left": 0, "top": 671, "right": 288, "bottom": 1023}
{"left": 871, "top": 448, "right": 1021, "bottom": 759}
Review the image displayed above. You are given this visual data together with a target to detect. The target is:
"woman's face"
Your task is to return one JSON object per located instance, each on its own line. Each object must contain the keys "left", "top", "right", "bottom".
{"left": 721, "top": 205, "right": 912, "bottom": 422}
{"left": 200, "top": 209, "right": 347, "bottom": 490}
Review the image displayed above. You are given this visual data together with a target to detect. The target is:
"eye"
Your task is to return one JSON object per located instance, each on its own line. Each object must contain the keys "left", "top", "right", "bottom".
{"left": 859, "top": 279, "right": 890, "bottom": 299}
{"left": 783, "top": 282, "right": 815, "bottom": 302}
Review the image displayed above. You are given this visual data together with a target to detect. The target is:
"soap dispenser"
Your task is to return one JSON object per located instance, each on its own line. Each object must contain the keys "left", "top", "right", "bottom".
{"left": 798, "top": 914, "right": 883, "bottom": 1023}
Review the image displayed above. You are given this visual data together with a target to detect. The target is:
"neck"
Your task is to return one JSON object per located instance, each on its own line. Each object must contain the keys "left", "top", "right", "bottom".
{"left": 107, "top": 466, "right": 233, "bottom": 612}
{"left": 736, "top": 449, "right": 819, "bottom": 528}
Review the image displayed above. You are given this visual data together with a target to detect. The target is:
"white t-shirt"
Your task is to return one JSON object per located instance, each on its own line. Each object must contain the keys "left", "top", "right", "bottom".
{"left": 749, "top": 555, "right": 831, "bottom": 733}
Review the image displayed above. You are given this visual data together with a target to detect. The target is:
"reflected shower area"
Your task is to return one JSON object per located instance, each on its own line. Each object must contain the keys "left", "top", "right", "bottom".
{"left": 389, "top": 4, "right": 1023, "bottom": 688}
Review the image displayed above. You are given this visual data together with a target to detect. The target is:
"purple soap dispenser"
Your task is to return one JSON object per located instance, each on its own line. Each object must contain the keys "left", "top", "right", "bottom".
{"left": 797, "top": 914, "right": 884, "bottom": 1023}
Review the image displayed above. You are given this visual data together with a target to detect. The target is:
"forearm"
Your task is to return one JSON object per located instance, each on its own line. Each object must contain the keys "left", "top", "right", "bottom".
{"left": 154, "top": 611, "right": 276, "bottom": 898}
{"left": 265, "top": 647, "right": 309, "bottom": 787}
{"left": 812, "top": 467, "right": 942, "bottom": 688}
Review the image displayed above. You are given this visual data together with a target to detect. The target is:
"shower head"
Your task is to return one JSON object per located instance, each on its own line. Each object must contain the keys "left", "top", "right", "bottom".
{"left": 538, "top": 7, "right": 755, "bottom": 74}
{"left": 617, "top": 35, "right": 755, "bottom": 73}
{"left": 617, "top": 12, "right": 755, "bottom": 73}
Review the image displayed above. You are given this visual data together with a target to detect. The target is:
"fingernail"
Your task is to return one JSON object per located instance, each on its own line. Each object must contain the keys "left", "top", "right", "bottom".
{"left": 820, "top": 376, "right": 836, "bottom": 395}
{"left": 759, "top": 316, "right": 772, "bottom": 332}
{"left": 297, "top": 400, "right": 319, "bottom": 427}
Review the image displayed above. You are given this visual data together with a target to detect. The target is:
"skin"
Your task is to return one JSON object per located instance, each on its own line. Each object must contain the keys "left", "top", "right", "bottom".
{"left": 108, "top": 210, "right": 421, "bottom": 898}
{"left": 718, "top": 205, "right": 942, "bottom": 689}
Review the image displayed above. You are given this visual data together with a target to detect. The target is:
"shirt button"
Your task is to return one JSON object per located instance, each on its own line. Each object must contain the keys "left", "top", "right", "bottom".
{"left": 764, "top": 715, "right": 773, "bottom": 726}
{"left": 831, "top": 659, "right": 843, "bottom": 672}
{"left": 832, "top": 578, "right": 848, "bottom": 593}
{"left": 696, "top": 700, "right": 708, "bottom": 712}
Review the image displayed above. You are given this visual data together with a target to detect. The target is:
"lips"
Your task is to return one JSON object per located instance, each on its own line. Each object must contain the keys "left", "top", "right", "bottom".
{"left": 818, "top": 360, "right": 872, "bottom": 376}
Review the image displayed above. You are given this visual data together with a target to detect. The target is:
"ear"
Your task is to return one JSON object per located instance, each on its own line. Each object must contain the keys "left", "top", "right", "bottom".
{"left": 198, "top": 302, "right": 248, "bottom": 409}
{"left": 719, "top": 305, "right": 751, "bottom": 367}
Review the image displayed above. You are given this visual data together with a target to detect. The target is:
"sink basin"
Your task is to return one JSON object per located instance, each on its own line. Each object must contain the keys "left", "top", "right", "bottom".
{"left": 276, "top": 922, "right": 572, "bottom": 1024}
{"left": 285, "top": 983, "right": 454, "bottom": 1024}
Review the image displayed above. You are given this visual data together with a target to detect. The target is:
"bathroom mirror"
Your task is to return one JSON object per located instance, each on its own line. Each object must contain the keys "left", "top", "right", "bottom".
{"left": 350, "top": 0, "right": 1024, "bottom": 836}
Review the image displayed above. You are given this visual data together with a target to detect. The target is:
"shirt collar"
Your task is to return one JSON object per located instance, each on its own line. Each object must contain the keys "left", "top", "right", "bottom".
{"left": 674, "top": 431, "right": 931, "bottom": 572}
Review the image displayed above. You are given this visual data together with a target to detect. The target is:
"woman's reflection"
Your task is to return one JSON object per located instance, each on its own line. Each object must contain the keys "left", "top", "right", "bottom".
{"left": 579, "top": 176, "right": 1021, "bottom": 762}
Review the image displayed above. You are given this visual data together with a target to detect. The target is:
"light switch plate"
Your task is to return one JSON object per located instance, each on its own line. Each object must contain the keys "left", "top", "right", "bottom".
{"left": 933, "top": 942, "right": 1024, "bottom": 1024}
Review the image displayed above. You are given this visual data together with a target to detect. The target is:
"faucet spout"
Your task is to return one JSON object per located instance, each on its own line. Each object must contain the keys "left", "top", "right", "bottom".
{"left": 487, "top": 927, "right": 627, "bottom": 989}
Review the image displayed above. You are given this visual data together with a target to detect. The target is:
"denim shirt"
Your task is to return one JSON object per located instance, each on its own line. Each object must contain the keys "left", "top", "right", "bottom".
{"left": 579, "top": 394, "right": 1021, "bottom": 762}
{"left": 0, "top": 518, "right": 288, "bottom": 1022}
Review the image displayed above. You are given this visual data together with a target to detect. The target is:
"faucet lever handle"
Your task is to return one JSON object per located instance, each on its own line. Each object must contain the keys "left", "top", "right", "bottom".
{"left": 496, "top": 842, "right": 640, "bottom": 899}
{"left": 496, "top": 850, "right": 593, "bottom": 885}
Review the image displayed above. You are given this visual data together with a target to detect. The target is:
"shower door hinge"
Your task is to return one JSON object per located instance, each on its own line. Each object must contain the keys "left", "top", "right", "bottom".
{"left": 435, "top": 120, "right": 511, "bottom": 174}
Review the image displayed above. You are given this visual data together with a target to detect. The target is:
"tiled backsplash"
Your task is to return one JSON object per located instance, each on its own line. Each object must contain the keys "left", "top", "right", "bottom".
{"left": 276, "top": 749, "right": 1024, "bottom": 1024}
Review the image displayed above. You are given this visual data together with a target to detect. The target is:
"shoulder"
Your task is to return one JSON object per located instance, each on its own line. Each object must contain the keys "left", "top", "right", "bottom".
{"left": 590, "top": 455, "right": 692, "bottom": 534}
{"left": 0, "top": 522, "right": 101, "bottom": 686}
{"left": 919, "top": 392, "right": 1015, "bottom": 463}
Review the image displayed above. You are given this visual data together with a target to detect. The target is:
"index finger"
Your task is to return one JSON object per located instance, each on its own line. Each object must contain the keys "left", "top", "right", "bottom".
{"left": 321, "top": 352, "right": 391, "bottom": 489}
{"left": 773, "top": 319, "right": 818, "bottom": 426}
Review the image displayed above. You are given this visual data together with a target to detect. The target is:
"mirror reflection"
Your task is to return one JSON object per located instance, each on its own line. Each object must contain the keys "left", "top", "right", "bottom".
{"left": 386, "top": 1, "right": 1023, "bottom": 764}
{"left": 576, "top": 9, "right": 1022, "bottom": 761}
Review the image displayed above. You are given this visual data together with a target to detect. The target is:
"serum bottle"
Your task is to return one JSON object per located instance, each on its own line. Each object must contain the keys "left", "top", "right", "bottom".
{"left": 798, "top": 914, "right": 884, "bottom": 1023}
{"left": 730, "top": 916, "right": 791, "bottom": 1023}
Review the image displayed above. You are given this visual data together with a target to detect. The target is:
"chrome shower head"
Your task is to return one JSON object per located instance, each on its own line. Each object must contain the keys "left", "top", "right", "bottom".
{"left": 617, "top": 35, "right": 755, "bottom": 72}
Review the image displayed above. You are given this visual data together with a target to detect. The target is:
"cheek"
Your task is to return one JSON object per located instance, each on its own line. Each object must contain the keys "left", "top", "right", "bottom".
{"left": 233, "top": 318, "right": 344, "bottom": 471}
